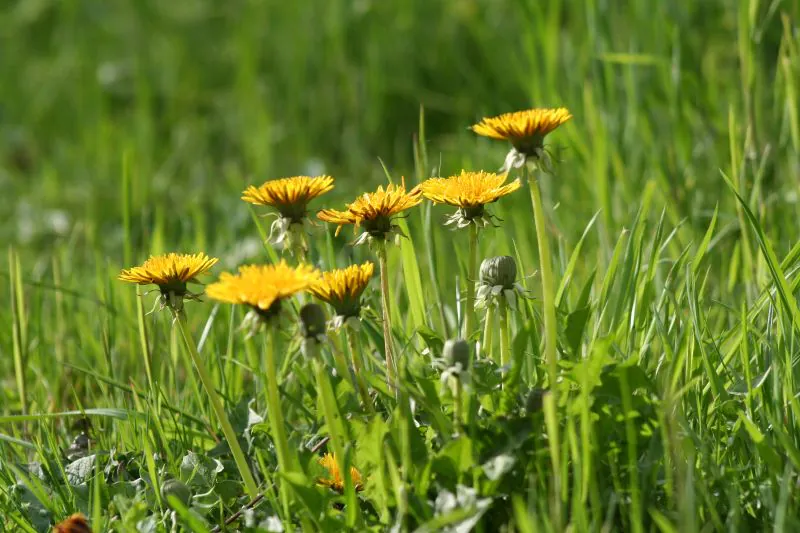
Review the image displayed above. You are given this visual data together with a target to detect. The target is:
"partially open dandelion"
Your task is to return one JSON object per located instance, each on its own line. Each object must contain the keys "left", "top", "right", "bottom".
{"left": 317, "top": 453, "right": 364, "bottom": 493}
{"left": 118, "top": 252, "right": 218, "bottom": 312}
{"left": 206, "top": 261, "right": 320, "bottom": 334}
{"left": 309, "top": 262, "right": 374, "bottom": 330}
{"left": 310, "top": 262, "right": 375, "bottom": 409}
{"left": 53, "top": 513, "right": 92, "bottom": 533}
{"left": 420, "top": 170, "right": 521, "bottom": 228}
{"left": 243, "top": 175, "right": 334, "bottom": 256}
{"left": 472, "top": 108, "right": 572, "bottom": 172}
{"left": 317, "top": 179, "right": 422, "bottom": 246}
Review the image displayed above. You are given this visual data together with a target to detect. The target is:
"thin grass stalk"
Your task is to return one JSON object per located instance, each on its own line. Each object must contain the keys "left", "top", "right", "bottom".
{"left": 263, "top": 325, "right": 294, "bottom": 515}
{"left": 377, "top": 243, "right": 396, "bottom": 391}
{"left": 9, "top": 248, "right": 26, "bottom": 416}
{"left": 173, "top": 311, "right": 259, "bottom": 499}
{"left": 463, "top": 223, "right": 479, "bottom": 338}
{"left": 135, "top": 286, "right": 155, "bottom": 395}
{"left": 345, "top": 326, "right": 374, "bottom": 412}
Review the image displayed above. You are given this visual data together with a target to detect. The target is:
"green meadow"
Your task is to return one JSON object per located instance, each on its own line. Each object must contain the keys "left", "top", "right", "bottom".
{"left": 2, "top": 0, "right": 800, "bottom": 531}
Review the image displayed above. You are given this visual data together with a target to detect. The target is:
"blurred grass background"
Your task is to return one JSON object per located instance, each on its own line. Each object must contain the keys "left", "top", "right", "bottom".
{"left": 3, "top": 0, "right": 795, "bottom": 264}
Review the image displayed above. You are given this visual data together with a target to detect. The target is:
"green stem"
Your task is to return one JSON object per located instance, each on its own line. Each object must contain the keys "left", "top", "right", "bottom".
{"left": 463, "top": 224, "right": 479, "bottom": 338}
{"left": 452, "top": 377, "right": 463, "bottom": 429}
{"left": 264, "top": 326, "right": 294, "bottom": 514}
{"left": 498, "top": 299, "right": 510, "bottom": 381}
{"left": 482, "top": 305, "right": 494, "bottom": 363}
{"left": 527, "top": 165, "right": 563, "bottom": 511}
{"left": 174, "top": 312, "right": 259, "bottom": 500}
{"left": 9, "top": 248, "right": 27, "bottom": 416}
{"left": 527, "top": 169, "right": 559, "bottom": 393}
{"left": 328, "top": 329, "right": 352, "bottom": 386}
{"left": 289, "top": 223, "right": 308, "bottom": 265}
{"left": 345, "top": 326, "right": 374, "bottom": 412}
{"left": 377, "top": 244, "right": 396, "bottom": 391}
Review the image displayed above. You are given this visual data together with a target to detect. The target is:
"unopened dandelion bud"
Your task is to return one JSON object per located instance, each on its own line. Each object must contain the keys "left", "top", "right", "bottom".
{"left": 299, "top": 303, "right": 327, "bottom": 339}
{"left": 480, "top": 255, "right": 517, "bottom": 289}
{"left": 443, "top": 338, "right": 470, "bottom": 370}
{"left": 161, "top": 478, "right": 192, "bottom": 509}
{"left": 526, "top": 388, "right": 544, "bottom": 414}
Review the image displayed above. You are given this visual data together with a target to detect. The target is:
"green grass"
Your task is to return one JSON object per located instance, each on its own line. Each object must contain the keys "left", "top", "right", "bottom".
{"left": 2, "top": 0, "right": 800, "bottom": 530}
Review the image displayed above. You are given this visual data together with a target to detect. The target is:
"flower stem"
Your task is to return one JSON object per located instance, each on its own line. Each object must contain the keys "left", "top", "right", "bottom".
{"left": 174, "top": 312, "right": 259, "bottom": 500}
{"left": 498, "top": 298, "right": 510, "bottom": 382}
{"left": 264, "top": 326, "right": 294, "bottom": 514}
{"left": 463, "top": 224, "right": 479, "bottom": 338}
{"left": 345, "top": 326, "right": 374, "bottom": 412}
{"left": 482, "top": 305, "right": 495, "bottom": 362}
{"left": 377, "top": 244, "right": 396, "bottom": 392}
{"left": 527, "top": 165, "right": 563, "bottom": 510}
{"left": 527, "top": 168, "right": 559, "bottom": 394}
{"left": 451, "top": 377, "right": 463, "bottom": 429}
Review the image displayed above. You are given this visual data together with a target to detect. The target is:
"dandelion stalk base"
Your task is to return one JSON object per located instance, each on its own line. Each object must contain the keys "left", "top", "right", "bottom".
{"left": 174, "top": 312, "right": 259, "bottom": 500}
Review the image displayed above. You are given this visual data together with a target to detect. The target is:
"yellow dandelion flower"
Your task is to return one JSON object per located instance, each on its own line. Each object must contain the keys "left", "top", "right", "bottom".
{"left": 242, "top": 176, "right": 334, "bottom": 249}
{"left": 472, "top": 107, "right": 572, "bottom": 171}
{"left": 242, "top": 176, "right": 334, "bottom": 216}
{"left": 317, "top": 453, "right": 364, "bottom": 493}
{"left": 317, "top": 180, "right": 422, "bottom": 244}
{"left": 53, "top": 514, "right": 93, "bottom": 533}
{"left": 309, "top": 262, "right": 374, "bottom": 324}
{"left": 118, "top": 253, "right": 218, "bottom": 311}
{"left": 206, "top": 261, "right": 320, "bottom": 325}
{"left": 420, "top": 170, "right": 521, "bottom": 227}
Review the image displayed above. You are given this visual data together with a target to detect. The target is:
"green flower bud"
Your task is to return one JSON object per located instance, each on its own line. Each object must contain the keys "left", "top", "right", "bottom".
{"left": 299, "top": 303, "right": 327, "bottom": 339}
{"left": 526, "top": 388, "right": 544, "bottom": 414}
{"left": 443, "top": 338, "right": 470, "bottom": 369}
{"left": 480, "top": 255, "right": 517, "bottom": 289}
{"left": 161, "top": 478, "right": 192, "bottom": 509}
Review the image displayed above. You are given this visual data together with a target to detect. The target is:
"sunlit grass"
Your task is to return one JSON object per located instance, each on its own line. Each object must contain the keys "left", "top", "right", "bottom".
{"left": 2, "top": 0, "right": 800, "bottom": 531}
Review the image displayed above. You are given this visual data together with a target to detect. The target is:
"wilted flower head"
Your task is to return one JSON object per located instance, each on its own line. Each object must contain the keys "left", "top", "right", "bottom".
{"left": 53, "top": 513, "right": 93, "bottom": 533}
{"left": 309, "top": 262, "right": 374, "bottom": 329}
{"left": 206, "top": 261, "right": 320, "bottom": 334}
{"left": 317, "top": 453, "right": 364, "bottom": 493}
{"left": 118, "top": 253, "right": 218, "bottom": 312}
{"left": 317, "top": 180, "right": 422, "bottom": 245}
{"left": 472, "top": 108, "right": 572, "bottom": 172}
{"left": 242, "top": 176, "right": 334, "bottom": 249}
{"left": 476, "top": 256, "right": 526, "bottom": 311}
{"left": 420, "top": 170, "right": 521, "bottom": 228}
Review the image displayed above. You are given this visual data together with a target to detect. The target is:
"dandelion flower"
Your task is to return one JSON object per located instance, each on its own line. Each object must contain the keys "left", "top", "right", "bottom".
{"left": 118, "top": 253, "right": 218, "bottom": 311}
{"left": 317, "top": 453, "right": 364, "bottom": 493}
{"left": 53, "top": 514, "right": 92, "bottom": 533}
{"left": 317, "top": 180, "right": 422, "bottom": 245}
{"left": 472, "top": 108, "right": 572, "bottom": 171}
{"left": 420, "top": 170, "right": 521, "bottom": 228}
{"left": 206, "top": 260, "right": 320, "bottom": 332}
{"left": 309, "top": 262, "right": 374, "bottom": 328}
{"left": 243, "top": 176, "right": 334, "bottom": 248}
